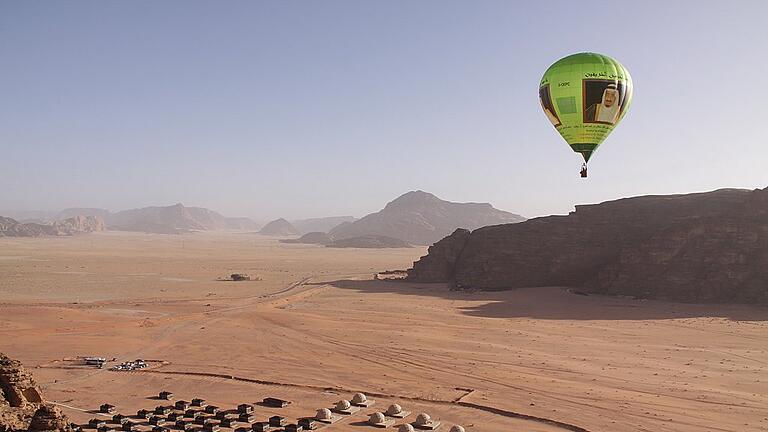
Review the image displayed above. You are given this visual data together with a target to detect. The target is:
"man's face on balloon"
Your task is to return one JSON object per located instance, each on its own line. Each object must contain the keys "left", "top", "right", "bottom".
{"left": 604, "top": 89, "right": 617, "bottom": 107}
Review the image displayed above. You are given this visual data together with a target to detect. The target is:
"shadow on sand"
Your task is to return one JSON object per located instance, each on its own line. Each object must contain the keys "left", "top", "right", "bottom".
{"left": 314, "top": 279, "right": 768, "bottom": 322}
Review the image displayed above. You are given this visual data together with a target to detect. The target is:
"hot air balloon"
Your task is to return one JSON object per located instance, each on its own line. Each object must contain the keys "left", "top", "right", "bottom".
{"left": 539, "top": 52, "right": 633, "bottom": 177}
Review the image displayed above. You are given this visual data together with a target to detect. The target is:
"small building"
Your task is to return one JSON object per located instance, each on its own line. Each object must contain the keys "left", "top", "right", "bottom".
{"left": 203, "top": 424, "right": 220, "bottom": 432}
{"left": 238, "top": 414, "right": 255, "bottom": 423}
{"left": 284, "top": 424, "right": 303, "bottom": 432}
{"left": 137, "top": 409, "right": 152, "bottom": 419}
{"left": 166, "top": 413, "right": 182, "bottom": 422}
{"left": 219, "top": 419, "right": 234, "bottom": 428}
{"left": 191, "top": 398, "right": 207, "bottom": 407}
{"left": 237, "top": 404, "right": 253, "bottom": 414}
{"left": 100, "top": 404, "right": 116, "bottom": 414}
{"left": 121, "top": 422, "right": 135, "bottom": 432}
{"left": 204, "top": 405, "right": 219, "bottom": 415}
{"left": 175, "top": 420, "right": 188, "bottom": 429}
{"left": 159, "top": 391, "right": 174, "bottom": 400}
{"left": 185, "top": 409, "right": 199, "bottom": 417}
{"left": 154, "top": 406, "right": 171, "bottom": 415}
{"left": 97, "top": 425, "right": 114, "bottom": 432}
{"left": 85, "top": 357, "right": 106, "bottom": 366}
{"left": 152, "top": 427, "right": 169, "bottom": 432}
{"left": 149, "top": 416, "right": 166, "bottom": 426}
{"left": 269, "top": 416, "right": 286, "bottom": 427}
{"left": 251, "top": 424, "right": 270, "bottom": 432}
{"left": 297, "top": 419, "right": 317, "bottom": 430}
{"left": 112, "top": 414, "right": 126, "bottom": 424}
{"left": 261, "top": 398, "right": 290, "bottom": 408}
{"left": 174, "top": 400, "right": 190, "bottom": 410}
{"left": 89, "top": 419, "right": 106, "bottom": 428}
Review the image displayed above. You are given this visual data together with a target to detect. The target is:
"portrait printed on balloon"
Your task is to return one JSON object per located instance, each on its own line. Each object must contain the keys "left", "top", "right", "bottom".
{"left": 539, "top": 84, "right": 561, "bottom": 127}
{"left": 583, "top": 80, "right": 626, "bottom": 125}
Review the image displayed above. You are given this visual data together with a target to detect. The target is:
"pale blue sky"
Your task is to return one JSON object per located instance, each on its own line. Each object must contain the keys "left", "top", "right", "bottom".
{"left": 1, "top": 1, "right": 766, "bottom": 220}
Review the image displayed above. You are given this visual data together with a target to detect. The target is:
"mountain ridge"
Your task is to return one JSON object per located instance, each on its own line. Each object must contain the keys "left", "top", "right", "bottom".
{"left": 329, "top": 190, "right": 525, "bottom": 245}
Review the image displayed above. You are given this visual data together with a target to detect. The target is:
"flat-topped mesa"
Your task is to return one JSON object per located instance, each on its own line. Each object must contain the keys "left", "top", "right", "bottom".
{"left": 407, "top": 188, "right": 768, "bottom": 304}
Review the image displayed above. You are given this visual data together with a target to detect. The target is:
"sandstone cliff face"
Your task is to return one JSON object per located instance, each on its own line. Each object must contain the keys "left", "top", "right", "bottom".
{"left": 0, "top": 354, "right": 42, "bottom": 408}
{"left": 0, "top": 353, "right": 72, "bottom": 432}
{"left": 407, "top": 229, "right": 471, "bottom": 282}
{"left": 52, "top": 216, "right": 105, "bottom": 235}
{"left": 408, "top": 188, "right": 768, "bottom": 304}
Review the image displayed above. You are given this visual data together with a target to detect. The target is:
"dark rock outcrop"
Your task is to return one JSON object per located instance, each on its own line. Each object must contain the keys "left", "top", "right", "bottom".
{"left": 408, "top": 188, "right": 768, "bottom": 304}
{"left": 329, "top": 191, "right": 525, "bottom": 246}
{"left": 326, "top": 235, "right": 411, "bottom": 249}
{"left": 407, "top": 229, "right": 471, "bottom": 282}
{"left": 280, "top": 232, "right": 334, "bottom": 245}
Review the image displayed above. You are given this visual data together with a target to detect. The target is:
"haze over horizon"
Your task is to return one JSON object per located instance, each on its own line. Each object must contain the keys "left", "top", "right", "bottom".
{"left": 2, "top": 1, "right": 767, "bottom": 220}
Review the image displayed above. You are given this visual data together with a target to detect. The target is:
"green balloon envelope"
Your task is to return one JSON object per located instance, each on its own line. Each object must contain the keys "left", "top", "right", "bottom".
{"left": 539, "top": 52, "right": 633, "bottom": 162}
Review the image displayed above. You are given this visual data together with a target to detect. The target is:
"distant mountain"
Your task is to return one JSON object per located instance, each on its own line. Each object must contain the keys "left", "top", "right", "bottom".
{"left": 327, "top": 235, "right": 411, "bottom": 249}
{"left": 259, "top": 218, "right": 299, "bottom": 236}
{"left": 329, "top": 190, "right": 525, "bottom": 246}
{"left": 52, "top": 204, "right": 258, "bottom": 234}
{"left": 0, "top": 215, "right": 105, "bottom": 237}
{"left": 290, "top": 216, "right": 357, "bottom": 234}
{"left": 105, "top": 203, "right": 258, "bottom": 234}
{"left": 408, "top": 187, "right": 768, "bottom": 304}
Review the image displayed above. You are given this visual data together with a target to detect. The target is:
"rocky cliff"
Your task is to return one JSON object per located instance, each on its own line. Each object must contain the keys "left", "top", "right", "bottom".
{"left": 330, "top": 190, "right": 525, "bottom": 246}
{"left": 408, "top": 188, "right": 768, "bottom": 304}
{"left": 0, "top": 353, "right": 72, "bottom": 432}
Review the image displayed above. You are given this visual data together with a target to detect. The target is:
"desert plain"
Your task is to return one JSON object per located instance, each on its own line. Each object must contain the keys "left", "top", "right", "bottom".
{"left": 1, "top": 231, "right": 766, "bottom": 432}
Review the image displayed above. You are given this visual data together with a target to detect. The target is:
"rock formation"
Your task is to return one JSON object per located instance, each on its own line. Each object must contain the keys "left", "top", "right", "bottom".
{"left": 52, "top": 216, "right": 105, "bottom": 234}
{"left": 280, "top": 231, "right": 334, "bottom": 245}
{"left": 28, "top": 406, "right": 73, "bottom": 432}
{"left": 326, "top": 235, "right": 411, "bottom": 248}
{"left": 408, "top": 188, "right": 768, "bottom": 304}
{"left": 0, "top": 216, "right": 105, "bottom": 237}
{"left": 329, "top": 191, "right": 525, "bottom": 246}
{"left": 0, "top": 353, "right": 71, "bottom": 432}
{"left": 259, "top": 218, "right": 299, "bottom": 236}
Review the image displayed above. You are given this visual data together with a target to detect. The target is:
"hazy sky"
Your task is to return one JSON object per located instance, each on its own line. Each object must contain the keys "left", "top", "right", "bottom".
{"left": 2, "top": 1, "right": 767, "bottom": 220}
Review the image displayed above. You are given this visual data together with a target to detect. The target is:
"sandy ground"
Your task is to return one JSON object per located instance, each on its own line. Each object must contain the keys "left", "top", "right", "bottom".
{"left": 1, "top": 231, "right": 766, "bottom": 432}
